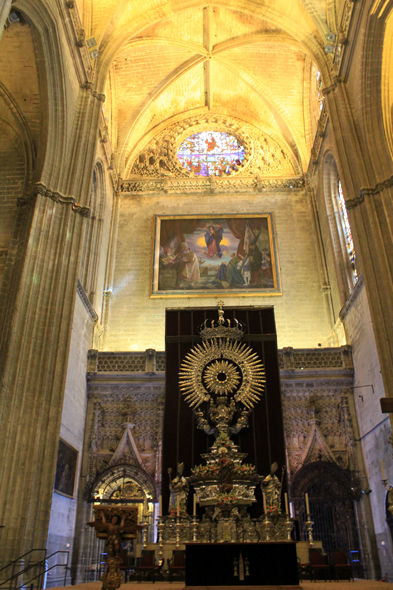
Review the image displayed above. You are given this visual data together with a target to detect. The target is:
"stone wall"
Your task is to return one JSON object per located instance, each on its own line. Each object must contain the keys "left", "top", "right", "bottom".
{"left": 46, "top": 292, "right": 94, "bottom": 587}
{"left": 342, "top": 281, "right": 392, "bottom": 580}
{"left": 104, "top": 189, "right": 333, "bottom": 352}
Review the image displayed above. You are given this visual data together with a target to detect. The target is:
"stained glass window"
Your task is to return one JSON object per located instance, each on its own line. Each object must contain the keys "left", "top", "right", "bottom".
{"left": 338, "top": 180, "right": 358, "bottom": 283}
{"left": 177, "top": 131, "right": 245, "bottom": 177}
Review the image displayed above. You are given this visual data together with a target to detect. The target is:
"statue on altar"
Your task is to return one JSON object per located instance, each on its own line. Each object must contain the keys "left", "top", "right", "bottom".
{"left": 168, "top": 462, "right": 189, "bottom": 513}
{"left": 88, "top": 507, "right": 142, "bottom": 590}
{"left": 218, "top": 447, "right": 234, "bottom": 493}
{"left": 262, "top": 462, "right": 284, "bottom": 509}
{"left": 100, "top": 512, "right": 126, "bottom": 557}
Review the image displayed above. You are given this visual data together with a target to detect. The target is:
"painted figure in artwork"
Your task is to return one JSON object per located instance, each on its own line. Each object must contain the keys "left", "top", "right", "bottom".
{"left": 176, "top": 242, "right": 200, "bottom": 286}
{"left": 226, "top": 253, "right": 245, "bottom": 286}
{"left": 205, "top": 133, "right": 217, "bottom": 152}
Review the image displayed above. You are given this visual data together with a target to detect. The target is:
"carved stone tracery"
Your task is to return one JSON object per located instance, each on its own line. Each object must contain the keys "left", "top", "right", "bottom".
{"left": 85, "top": 384, "right": 164, "bottom": 499}
{"left": 282, "top": 381, "right": 358, "bottom": 480}
{"left": 129, "top": 114, "right": 300, "bottom": 179}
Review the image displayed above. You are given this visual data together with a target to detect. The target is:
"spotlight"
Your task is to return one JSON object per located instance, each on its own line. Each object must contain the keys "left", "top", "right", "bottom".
{"left": 8, "top": 11, "right": 20, "bottom": 23}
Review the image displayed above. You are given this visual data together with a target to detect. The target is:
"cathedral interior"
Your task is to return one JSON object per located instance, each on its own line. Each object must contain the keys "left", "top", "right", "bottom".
{"left": 1, "top": 0, "right": 393, "bottom": 584}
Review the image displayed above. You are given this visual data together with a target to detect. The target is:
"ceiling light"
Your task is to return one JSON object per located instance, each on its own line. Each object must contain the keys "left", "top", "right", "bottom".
{"left": 8, "top": 11, "right": 20, "bottom": 23}
{"left": 86, "top": 37, "right": 97, "bottom": 48}
{"left": 90, "top": 50, "right": 99, "bottom": 59}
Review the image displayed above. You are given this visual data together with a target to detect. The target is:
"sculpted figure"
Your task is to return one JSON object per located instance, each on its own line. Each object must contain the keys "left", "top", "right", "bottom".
{"left": 168, "top": 462, "right": 189, "bottom": 513}
{"left": 262, "top": 462, "right": 284, "bottom": 508}
{"left": 218, "top": 447, "right": 234, "bottom": 494}
{"left": 100, "top": 512, "right": 126, "bottom": 557}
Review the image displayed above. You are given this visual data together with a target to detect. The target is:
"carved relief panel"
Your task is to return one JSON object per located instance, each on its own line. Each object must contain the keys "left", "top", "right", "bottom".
{"left": 85, "top": 382, "right": 165, "bottom": 498}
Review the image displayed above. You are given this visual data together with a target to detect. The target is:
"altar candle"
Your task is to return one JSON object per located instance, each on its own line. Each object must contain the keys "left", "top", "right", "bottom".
{"left": 177, "top": 496, "right": 180, "bottom": 517}
{"left": 193, "top": 495, "right": 197, "bottom": 517}
{"left": 305, "top": 493, "right": 310, "bottom": 515}
{"left": 285, "top": 492, "right": 289, "bottom": 515}
{"left": 380, "top": 459, "right": 386, "bottom": 481}
{"left": 263, "top": 491, "right": 267, "bottom": 514}
{"left": 159, "top": 495, "right": 162, "bottom": 517}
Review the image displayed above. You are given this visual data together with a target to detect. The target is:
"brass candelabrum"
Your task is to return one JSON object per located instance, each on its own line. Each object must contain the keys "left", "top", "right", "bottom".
{"left": 192, "top": 516, "right": 198, "bottom": 542}
{"left": 157, "top": 516, "right": 164, "bottom": 560}
{"left": 142, "top": 512, "right": 149, "bottom": 549}
{"left": 263, "top": 512, "right": 271, "bottom": 541}
{"left": 285, "top": 514, "right": 293, "bottom": 541}
{"left": 306, "top": 514, "right": 314, "bottom": 546}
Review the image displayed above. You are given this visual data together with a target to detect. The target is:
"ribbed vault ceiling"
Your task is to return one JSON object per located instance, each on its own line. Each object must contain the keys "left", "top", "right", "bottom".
{"left": 85, "top": 0, "right": 344, "bottom": 176}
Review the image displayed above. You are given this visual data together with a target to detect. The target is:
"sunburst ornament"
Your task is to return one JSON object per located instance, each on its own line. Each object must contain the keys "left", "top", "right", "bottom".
{"left": 179, "top": 338, "right": 265, "bottom": 409}
{"left": 204, "top": 360, "right": 241, "bottom": 396}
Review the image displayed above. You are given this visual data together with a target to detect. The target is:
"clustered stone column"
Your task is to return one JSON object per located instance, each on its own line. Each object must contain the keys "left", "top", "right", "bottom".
{"left": 0, "top": 82, "right": 104, "bottom": 564}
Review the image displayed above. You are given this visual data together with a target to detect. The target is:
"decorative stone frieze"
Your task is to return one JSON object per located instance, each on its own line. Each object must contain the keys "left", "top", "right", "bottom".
{"left": 120, "top": 175, "right": 305, "bottom": 195}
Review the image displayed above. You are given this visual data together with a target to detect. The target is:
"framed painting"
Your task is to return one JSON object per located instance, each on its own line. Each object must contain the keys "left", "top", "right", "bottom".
{"left": 151, "top": 214, "right": 282, "bottom": 297}
{"left": 54, "top": 438, "right": 79, "bottom": 498}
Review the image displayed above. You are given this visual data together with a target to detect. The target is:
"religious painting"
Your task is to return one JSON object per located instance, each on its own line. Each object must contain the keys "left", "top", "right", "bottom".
{"left": 177, "top": 131, "right": 245, "bottom": 176}
{"left": 54, "top": 438, "right": 79, "bottom": 498}
{"left": 151, "top": 214, "right": 282, "bottom": 297}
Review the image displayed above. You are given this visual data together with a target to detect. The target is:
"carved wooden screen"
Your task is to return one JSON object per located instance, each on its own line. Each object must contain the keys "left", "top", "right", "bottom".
{"left": 162, "top": 306, "right": 286, "bottom": 516}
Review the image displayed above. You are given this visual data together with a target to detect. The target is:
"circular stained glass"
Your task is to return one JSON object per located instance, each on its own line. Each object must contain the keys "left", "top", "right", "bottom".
{"left": 177, "top": 131, "right": 245, "bottom": 177}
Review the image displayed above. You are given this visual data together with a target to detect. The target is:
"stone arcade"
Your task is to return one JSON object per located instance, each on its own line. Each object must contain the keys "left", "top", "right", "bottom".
{"left": 1, "top": 0, "right": 393, "bottom": 585}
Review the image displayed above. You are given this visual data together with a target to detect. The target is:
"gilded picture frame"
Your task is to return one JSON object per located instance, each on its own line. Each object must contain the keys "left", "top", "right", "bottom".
{"left": 54, "top": 438, "right": 79, "bottom": 499}
{"left": 151, "top": 214, "right": 282, "bottom": 298}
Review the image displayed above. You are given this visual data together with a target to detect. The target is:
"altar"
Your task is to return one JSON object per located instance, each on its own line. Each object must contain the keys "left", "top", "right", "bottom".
{"left": 185, "top": 542, "right": 299, "bottom": 587}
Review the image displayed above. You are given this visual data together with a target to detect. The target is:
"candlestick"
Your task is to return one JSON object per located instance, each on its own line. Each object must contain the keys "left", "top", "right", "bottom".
{"left": 193, "top": 494, "right": 196, "bottom": 517}
{"left": 285, "top": 492, "right": 289, "bottom": 515}
{"left": 305, "top": 492, "right": 310, "bottom": 515}
{"left": 263, "top": 491, "right": 267, "bottom": 513}
{"left": 177, "top": 496, "right": 180, "bottom": 517}
{"left": 159, "top": 495, "right": 162, "bottom": 518}
{"left": 144, "top": 497, "right": 147, "bottom": 516}
{"left": 380, "top": 459, "right": 386, "bottom": 481}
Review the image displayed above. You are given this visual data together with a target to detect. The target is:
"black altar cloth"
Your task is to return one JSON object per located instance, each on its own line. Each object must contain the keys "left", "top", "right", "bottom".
{"left": 185, "top": 542, "right": 299, "bottom": 587}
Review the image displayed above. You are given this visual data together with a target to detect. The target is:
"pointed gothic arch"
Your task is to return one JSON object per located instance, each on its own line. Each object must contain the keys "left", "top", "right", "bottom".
{"left": 91, "top": 463, "right": 157, "bottom": 502}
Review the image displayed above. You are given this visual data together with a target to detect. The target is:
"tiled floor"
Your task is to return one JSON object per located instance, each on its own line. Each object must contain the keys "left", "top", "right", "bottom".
{"left": 52, "top": 581, "right": 393, "bottom": 590}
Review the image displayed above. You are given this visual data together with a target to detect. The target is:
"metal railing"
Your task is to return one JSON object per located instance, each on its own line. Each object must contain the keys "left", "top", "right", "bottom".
{"left": 0, "top": 551, "right": 69, "bottom": 590}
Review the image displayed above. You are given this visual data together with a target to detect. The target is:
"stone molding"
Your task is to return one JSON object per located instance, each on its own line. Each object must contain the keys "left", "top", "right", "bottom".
{"left": 18, "top": 182, "right": 91, "bottom": 217}
{"left": 339, "top": 273, "right": 364, "bottom": 321}
{"left": 99, "top": 111, "right": 117, "bottom": 188}
{"left": 307, "top": 104, "right": 328, "bottom": 175}
{"left": 119, "top": 175, "right": 305, "bottom": 194}
{"left": 65, "top": 0, "right": 94, "bottom": 87}
{"left": 77, "top": 279, "right": 99, "bottom": 322}
{"left": 331, "top": 0, "right": 356, "bottom": 75}
{"left": 346, "top": 175, "right": 393, "bottom": 210}
{"left": 82, "top": 81, "right": 105, "bottom": 102}
{"left": 322, "top": 76, "right": 344, "bottom": 96}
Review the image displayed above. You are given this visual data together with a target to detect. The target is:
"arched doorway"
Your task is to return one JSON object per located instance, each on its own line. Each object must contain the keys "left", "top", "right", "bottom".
{"left": 291, "top": 461, "right": 360, "bottom": 558}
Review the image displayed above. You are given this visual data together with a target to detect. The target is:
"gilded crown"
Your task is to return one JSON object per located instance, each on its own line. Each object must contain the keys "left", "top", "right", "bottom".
{"left": 199, "top": 302, "right": 245, "bottom": 341}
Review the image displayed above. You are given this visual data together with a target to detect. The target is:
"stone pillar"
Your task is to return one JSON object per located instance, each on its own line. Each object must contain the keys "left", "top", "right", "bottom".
{"left": 101, "top": 191, "right": 120, "bottom": 350}
{"left": 0, "top": 0, "right": 13, "bottom": 45}
{"left": 0, "top": 86, "right": 104, "bottom": 564}
{"left": 322, "top": 79, "right": 393, "bottom": 399}
{"left": 145, "top": 348, "right": 156, "bottom": 373}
